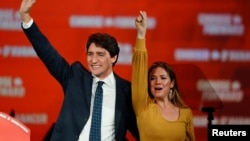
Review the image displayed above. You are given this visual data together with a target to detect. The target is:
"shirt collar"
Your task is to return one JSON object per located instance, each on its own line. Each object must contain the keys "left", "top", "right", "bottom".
{"left": 93, "top": 72, "right": 115, "bottom": 87}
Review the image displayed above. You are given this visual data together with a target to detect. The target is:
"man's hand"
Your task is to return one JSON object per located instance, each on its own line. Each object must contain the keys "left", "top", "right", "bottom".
{"left": 135, "top": 11, "right": 147, "bottom": 39}
{"left": 19, "top": 0, "right": 36, "bottom": 23}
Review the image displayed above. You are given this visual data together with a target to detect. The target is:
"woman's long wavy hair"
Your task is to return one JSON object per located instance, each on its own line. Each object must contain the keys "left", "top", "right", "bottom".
{"left": 147, "top": 61, "right": 188, "bottom": 108}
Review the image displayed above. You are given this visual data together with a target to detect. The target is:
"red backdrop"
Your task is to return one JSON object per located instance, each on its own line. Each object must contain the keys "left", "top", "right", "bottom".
{"left": 1, "top": 0, "right": 250, "bottom": 140}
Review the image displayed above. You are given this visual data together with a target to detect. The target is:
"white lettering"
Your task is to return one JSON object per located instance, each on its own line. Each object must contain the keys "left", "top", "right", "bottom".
{"left": 212, "top": 129, "right": 219, "bottom": 136}
{"left": 16, "top": 113, "right": 48, "bottom": 124}
{"left": 0, "top": 76, "right": 12, "bottom": 87}
{"left": 175, "top": 49, "right": 250, "bottom": 62}
{"left": 0, "top": 9, "right": 21, "bottom": 30}
{"left": 69, "top": 15, "right": 156, "bottom": 29}
{"left": 175, "top": 49, "right": 209, "bottom": 61}
{"left": 198, "top": 13, "right": 244, "bottom": 36}
{"left": 0, "top": 76, "right": 26, "bottom": 98}
{"left": 212, "top": 129, "right": 247, "bottom": 136}
{"left": 0, "top": 45, "right": 37, "bottom": 58}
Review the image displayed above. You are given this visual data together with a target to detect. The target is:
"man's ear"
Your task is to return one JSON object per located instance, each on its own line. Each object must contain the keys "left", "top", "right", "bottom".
{"left": 111, "top": 55, "right": 117, "bottom": 63}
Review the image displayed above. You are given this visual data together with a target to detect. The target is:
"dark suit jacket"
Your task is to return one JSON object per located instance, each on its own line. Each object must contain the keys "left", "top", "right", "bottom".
{"left": 22, "top": 22, "right": 139, "bottom": 141}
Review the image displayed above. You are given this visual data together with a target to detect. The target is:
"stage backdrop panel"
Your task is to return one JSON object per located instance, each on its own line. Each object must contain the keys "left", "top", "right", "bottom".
{"left": 1, "top": 0, "right": 250, "bottom": 140}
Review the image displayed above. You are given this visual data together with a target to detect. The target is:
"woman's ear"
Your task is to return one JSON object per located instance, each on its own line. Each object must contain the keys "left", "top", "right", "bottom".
{"left": 171, "top": 80, "right": 175, "bottom": 88}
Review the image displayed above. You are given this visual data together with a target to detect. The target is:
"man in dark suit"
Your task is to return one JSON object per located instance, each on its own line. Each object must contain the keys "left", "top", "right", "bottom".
{"left": 19, "top": 0, "right": 139, "bottom": 141}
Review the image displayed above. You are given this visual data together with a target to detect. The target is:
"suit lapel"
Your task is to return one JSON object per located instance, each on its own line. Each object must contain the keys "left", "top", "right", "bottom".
{"left": 114, "top": 74, "right": 123, "bottom": 136}
{"left": 84, "top": 74, "right": 93, "bottom": 109}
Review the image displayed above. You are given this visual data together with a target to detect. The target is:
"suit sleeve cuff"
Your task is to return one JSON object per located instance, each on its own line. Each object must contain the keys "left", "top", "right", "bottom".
{"left": 22, "top": 18, "right": 34, "bottom": 29}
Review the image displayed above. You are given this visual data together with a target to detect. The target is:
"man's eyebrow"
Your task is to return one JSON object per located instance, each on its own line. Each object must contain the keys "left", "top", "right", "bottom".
{"left": 97, "top": 51, "right": 106, "bottom": 54}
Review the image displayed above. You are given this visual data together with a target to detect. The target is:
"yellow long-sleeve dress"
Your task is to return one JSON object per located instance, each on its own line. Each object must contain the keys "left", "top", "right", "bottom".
{"left": 132, "top": 39, "right": 195, "bottom": 141}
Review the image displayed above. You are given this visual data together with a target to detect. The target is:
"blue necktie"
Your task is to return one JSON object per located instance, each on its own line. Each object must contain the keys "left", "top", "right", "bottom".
{"left": 89, "top": 81, "right": 104, "bottom": 141}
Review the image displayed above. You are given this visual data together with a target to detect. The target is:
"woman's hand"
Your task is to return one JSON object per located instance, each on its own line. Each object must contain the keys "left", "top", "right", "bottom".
{"left": 135, "top": 11, "right": 147, "bottom": 39}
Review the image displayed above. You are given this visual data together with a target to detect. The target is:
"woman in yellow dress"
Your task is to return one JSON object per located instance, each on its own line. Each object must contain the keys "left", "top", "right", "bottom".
{"left": 132, "top": 11, "right": 195, "bottom": 141}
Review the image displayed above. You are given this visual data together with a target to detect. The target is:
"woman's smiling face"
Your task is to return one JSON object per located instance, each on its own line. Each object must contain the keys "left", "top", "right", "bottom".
{"left": 149, "top": 67, "right": 174, "bottom": 99}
